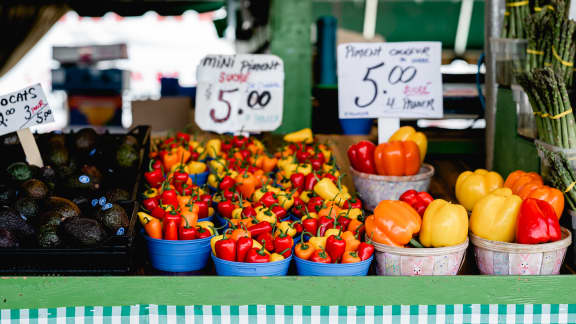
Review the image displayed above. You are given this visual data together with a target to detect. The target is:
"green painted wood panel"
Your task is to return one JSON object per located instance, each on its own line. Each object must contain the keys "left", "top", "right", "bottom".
{"left": 2, "top": 276, "right": 576, "bottom": 309}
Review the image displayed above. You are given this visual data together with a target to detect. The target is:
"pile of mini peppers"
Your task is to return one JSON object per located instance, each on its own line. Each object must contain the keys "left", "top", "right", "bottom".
{"left": 459, "top": 169, "right": 565, "bottom": 244}
{"left": 347, "top": 126, "right": 427, "bottom": 176}
{"left": 365, "top": 189, "right": 469, "bottom": 248}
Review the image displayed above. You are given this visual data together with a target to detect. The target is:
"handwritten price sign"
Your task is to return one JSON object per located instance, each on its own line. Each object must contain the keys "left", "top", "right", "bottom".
{"left": 0, "top": 84, "right": 54, "bottom": 136}
{"left": 338, "top": 42, "right": 443, "bottom": 119}
{"left": 195, "top": 54, "right": 284, "bottom": 133}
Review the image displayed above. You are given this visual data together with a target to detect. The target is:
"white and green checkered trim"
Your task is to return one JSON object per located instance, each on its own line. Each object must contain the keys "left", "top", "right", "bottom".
{"left": 1, "top": 304, "right": 575, "bottom": 323}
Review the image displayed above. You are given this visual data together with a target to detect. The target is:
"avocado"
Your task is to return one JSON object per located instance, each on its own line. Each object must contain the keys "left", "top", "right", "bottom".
{"left": 37, "top": 226, "right": 62, "bottom": 248}
{"left": 20, "top": 179, "right": 49, "bottom": 199}
{"left": 6, "top": 162, "right": 34, "bottom": 183}
{"left": 121, "top": 135, "right": 139, "bottom": 148}
{"left": 14, "top": 197, "right": 41, "bottom": 221}
{"left": 46, "top": 133, "right": 66, "bottom": 147}
{"left": 116, "top": 144, "right": 139, "bottom": 169}
{"left": 0, "top": 206, "right": 34, "bottom": 239}
{"left": 104, "top": 188, "right": 131, "bottom": 203}
{"left": 61, "top": 217, "right": 107, "bottom": 246}
{"left": 0, "top": 229, "right": 19, "bottom": 248}
{"left": 0, "top": 185, "right": 16, "bottom": 206}
{"left": 96, "top": 204, "right": 129, "bottom": 234}
{"left": 46, "top": 144, "right": 70, "bottom": 167}
{"left": 74, "top": 128, "right": 99, "bottom": 153}
{"left": 43, "top": 197, "right": 81, "bottom": 220}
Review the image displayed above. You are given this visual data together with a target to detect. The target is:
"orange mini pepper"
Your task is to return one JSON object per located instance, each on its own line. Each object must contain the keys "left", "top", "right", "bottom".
{"left": 365, "top": 200, "right": 422, "bottom": 247}
{"left": 341, "top": 251, "right": 362, "bottom": 263}
{"left": 342, "top": 231, "right": 361, "bottom": 252}
{"left": 295, "top": 241, "right": 315, "bottom": 260}
{"left": 373, "top": 141, "right": 421, "bottom": 176}
{"left": 236, "top": 171, "right": 258, "bottom": 198}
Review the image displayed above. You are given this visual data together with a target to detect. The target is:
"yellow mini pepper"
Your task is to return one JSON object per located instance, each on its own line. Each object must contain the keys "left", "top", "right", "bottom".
{"left": 284, "top": 128, "right": 314, "bottom": 144}
{"left": 469, "top": 188, "right": 522, "bottom": 242}
{"left": 389, "top": 126, "right": 428, "bottom": 163}
{"left": 208, "top": 173, "right": 219, "bottom": 188}
{"left": 198, "top": 221, "right": 217, "bottom": 235}
{"left": 308, "top": 236, "right": 327, "bottom": 250}
{"left": 313, "top": 178, "right": 351, "bottom": 207}
{"left": 269, "top": 253, "right": 285, "bottom": 262}
{"left": 205, "top": 138, "right": 222, "bottom": 159}
{"left": 455, "top": 169, "right": 504, "bottom": 211}
{"left": 210, "top": 234, "right": 224, "bottom": 255}
{"left": 256, "top": 208, "right": 277, "bottom": 224}
{"left": 277, "top": 221, "right": 297, "bottom": 237}
{"left": 419, "top": 199, "right": 468, "bottom": 247}
{"left": 187, "top": 161, "right": 207, "bottom": 174}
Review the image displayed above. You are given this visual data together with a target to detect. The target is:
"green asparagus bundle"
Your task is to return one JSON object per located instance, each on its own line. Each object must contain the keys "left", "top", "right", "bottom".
{"left": 517, "top": 67, "right": 576, "bottom": 148}
{"left": 524, "top": 0, "right": 576, "bottom": 84}
{"left": 545, "top": 150, "right": 576, "bottom": 210}
{"left": 501, "top": 0, "right": 531, "bottom": 38}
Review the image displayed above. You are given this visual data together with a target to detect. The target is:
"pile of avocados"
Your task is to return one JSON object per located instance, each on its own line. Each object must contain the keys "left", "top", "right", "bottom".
{"left": 0, "top": 128, "right": 142, "bottom": 249}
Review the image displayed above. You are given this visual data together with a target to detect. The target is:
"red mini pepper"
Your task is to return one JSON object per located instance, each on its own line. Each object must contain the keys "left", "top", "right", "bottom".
{"left": 290, "top": 173, "right": 305, "bottom": 191}
{"left": 144, "top": 161, "right": 165, "bottom": 188}
{"left": 317, "top": 216, "right": 334, "bottom": 236}
{"left": 307, "top": 196, "right": 324, "bottom": 213}
{"left": 310, "top": 249, "right": 332, "bottom": 263}
{"left": 245, "top": 247, "right": 270, "bottom": 263}
{"left": 325, "top": 232, "right": 346, "bottom": 262}
{"left": 142, "top": 197, "right": 159, "bottom": 211}
{"left": 217, "top": 200, "right": 236, "bottom": 219}
{"left": 516, "top": 198, "right": 562, "bottom": 244}
{"left": 173, "top": 170, "right": 189, "bottom": 185}
{"left": 291, "top": 197, "right": 306, "bottom": 218}
{"left": 248, "top": 221, "right": 273, "bottom": 237}
{"left": 151, "top": 159, "right": 163, "bottom": 171}
{"left": 399, "top": 189, "right": 434, "bottom": 216}
{"left": 343, "top": 198, "right": 362, "bottom": 210}
{"left": 260, "top": 192, "right": 278, "bottom": 207}
{"left": 196, "top": 226, "right": 212, "bottom": 239}
{"left": 219, "top": 175, "right": 236, "bottom": 190}
{"left": 161, "top": 188, "right": 179, "bottom": 207}
{"left": 179, "top": 225, "right": 197, "bottom": 240}
{"left": 271, "top": 205, "right": 288, "bottom": 220}
{"left": 304, "top": 173, "right": 319, "bottom": 191}
{"left": 164, "top": 211, "right": 182, "bottom": 227}
{"left": 274, "top": 231, "right": 293, "bottom": 258}
{"left": 256, "top": 232, "right": 275, "bottom": 252}
{"left": 163, "top": 219, "right": 178, "bottom": 240}
{"left": 336, "top": 215, "right": 351, "bottom": 231}
{"left": 215, "top": 237, "right": 237, "bottom": 261}
{"left": 194, "top": 200, "right": 209, "bottom": 219}
{"left": 236, "top": 236, "right": 253, "bottom": 262}
{"left": 347, "top": 140, "right": 376, "bottom": 174}
{"left": 323, "top": 173, "right": 337, "bottom": 183}
{"left": 357, "top": 242, "right": 375, "bottom": 261}
{"left": 150, "top": 206, "right": 166, "bottom": 219}
{"left": 302, "top": 218, "right": 318, "bottom": 237}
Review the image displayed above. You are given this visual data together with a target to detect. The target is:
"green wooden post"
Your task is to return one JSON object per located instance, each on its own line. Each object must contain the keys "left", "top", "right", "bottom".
{"left": 493, "top": 87, "right": 540, "bottom": 177}
{"left": 270, "top": 0, "right": 312, "bottom": 133}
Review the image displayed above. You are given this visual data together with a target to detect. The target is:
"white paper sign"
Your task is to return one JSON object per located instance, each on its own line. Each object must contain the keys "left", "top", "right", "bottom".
{"left": 195, "top": 54, "right": 284, "bottom": 133}
{"left": 0, "top": 83, "right": 54, "bottom": 136}
{"left": 338, "top": 42, "right": 443, "bottom": 119}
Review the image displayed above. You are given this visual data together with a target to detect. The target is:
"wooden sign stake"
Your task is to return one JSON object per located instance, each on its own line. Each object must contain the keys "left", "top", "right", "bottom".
{"left": 377, "top": 118, "right": 400, "bottom": 144}
{"left": 16, "top": 129, "right": 44, "bottom": 167}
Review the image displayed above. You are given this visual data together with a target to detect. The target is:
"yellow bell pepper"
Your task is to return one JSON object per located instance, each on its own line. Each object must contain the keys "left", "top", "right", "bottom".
{"left": 469, "top": 188, "right": 522, "bottom": 242}
{"left": 308, "top": 236, "right": 327, "bottom": 250}
{"left": 277, "top": 221, "right": 297, "bottom": 237}
{"left": 208, "top": 173, "right": 219, "bottom": 188}
{"left": 299, "top": 191, "right": 312, "bottom": 203}
{"left": 389, "top": 126, "right": 428, "bottom": 163}
{"left": 186, "top": 161, "right": 207, "bottom": 174}
{"left": 210, "top": 234, "right": 224, "bottom": 255}
{"left": 205, "top": 138, "right": 222, "bottom": 159}
{"left": 269, "top": 253, "right": 285, "bottom": 262}
{"left": 419, "top": 199, "right": 468, "bottom": 247}
{"left": 313, "top": 178, "right": 351, "bottom": 207}
{"left": 455, "top": 169, "right": 504, "bottom": 211}
{"left": 256, "top": 208, "right": 277, "bottom": 224}
{"left": 198, "top": 221, "right": 217, "bottom": 235}
{"left": 284, "top": 128, "right": 313, "bottom": 144}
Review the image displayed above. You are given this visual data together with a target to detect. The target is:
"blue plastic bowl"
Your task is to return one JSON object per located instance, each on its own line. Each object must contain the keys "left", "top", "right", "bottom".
{"left": 212, "top": 253, "right": 292, "bottom": 276}
{"left": 339, "top": 118, "right": 373, "bottom": 135}
{"left": 197, "top": 214, "right": 215, "bottom": 223}
{"left": 189, "top": 171, "right": 209, "bottom": 186}
{"left": 294, "top": 255, "right": 373, "bottom": 276}
{"left": 143, "top": 231, "right": 212, "bottom": 272}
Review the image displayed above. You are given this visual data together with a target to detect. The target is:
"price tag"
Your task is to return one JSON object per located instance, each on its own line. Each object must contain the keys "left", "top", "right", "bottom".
{"left": 195, "top": 54, "right": 284, "bottom": 133}
{"left": 0, "top": 83, "right": 54, "bottom": 136}
{"left": 338, "top": 42, "right": 443, "bottom": 119}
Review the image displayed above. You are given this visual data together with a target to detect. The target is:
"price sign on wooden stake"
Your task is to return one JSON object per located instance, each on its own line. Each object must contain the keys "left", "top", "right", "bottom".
{"left": 195, "top": 54, "right": 284, "bottom": 134}
{"left": 0, "top": 84, "right": 55, "bottom": 167}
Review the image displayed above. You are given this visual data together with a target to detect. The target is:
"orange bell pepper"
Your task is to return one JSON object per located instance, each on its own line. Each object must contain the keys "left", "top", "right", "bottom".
{"left": 504, "top": 170, "right": 543, "bottom": 195}
{"left": 373, "top": 141, "right": 421, "bottom": 176}
{"left": 525, "top": 185, "right": 564, "bottom": 219}
{"left": 236, "top": 171, "right": 258, "bottom": 198}
{"left": 365, "top": 200, "right": 421, "bottom": 247}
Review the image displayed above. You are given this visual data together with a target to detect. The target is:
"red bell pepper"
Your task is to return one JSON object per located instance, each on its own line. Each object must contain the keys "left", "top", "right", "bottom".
{"left": 302, "top": 218, "right": 318, "bottom": 236}
{"left": 290, "top": 173, "right": 305, "bottom": 191}
{"left": 310, "top": 249, "right": 332, "bottom": 263}
{"left": 516, "top": 198, "right": 562, "bottom": 244}
{"left": 199, "top": 194, "right": 213, "bottom": 204}
{"left": 217, "top": 200, "right": 236, "bottom": 219}
{"left": 222, "top": 188, "right": 236, "bottom": 201}
{"left": 173, "top": 170, "right": 189, "bottom": 185}
{"left": 256, "top": 232, "right": 275, "bottom": 252}
{"left": 347, "top": 141, "right": 376, "bottom": 174}
{"left": 325, "top": 232, "right": 346, "bottom": 262}
{"left": 274, "top": 231, "right": 293, "bottom": 257}
{"left": 260, "top": 192, "right": 278, "bottom": 207}
{"left": 248, "top": 221, "right": 272, "bottom": 237}
{"left": 399, "top": 189, "right": 434, "bottom": 216}
{"left": 317, "top": 216, "right": 334, "bottom": 236}
{"left": 163, "top": 219, "right": 178, "bottom": 240}
{"left": 236, "top": 236, "right": 253, "bottom": 262}
{"left": 357, "top": 242, "right": 374, "bottom": 261}
{"left": 179, "top": 225, "right": 197, "bottom": 240}
{"left": 195, "top": 226, "right": 212, "bottom": 239}
{"left": 215, "top": 237, "right": 237, "bottom": 261}
{"left": 304, "top": 173, "right": 319, "bottom": 191}
{"left": 245, "top": 247, "right": 270, "bottom": 263}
